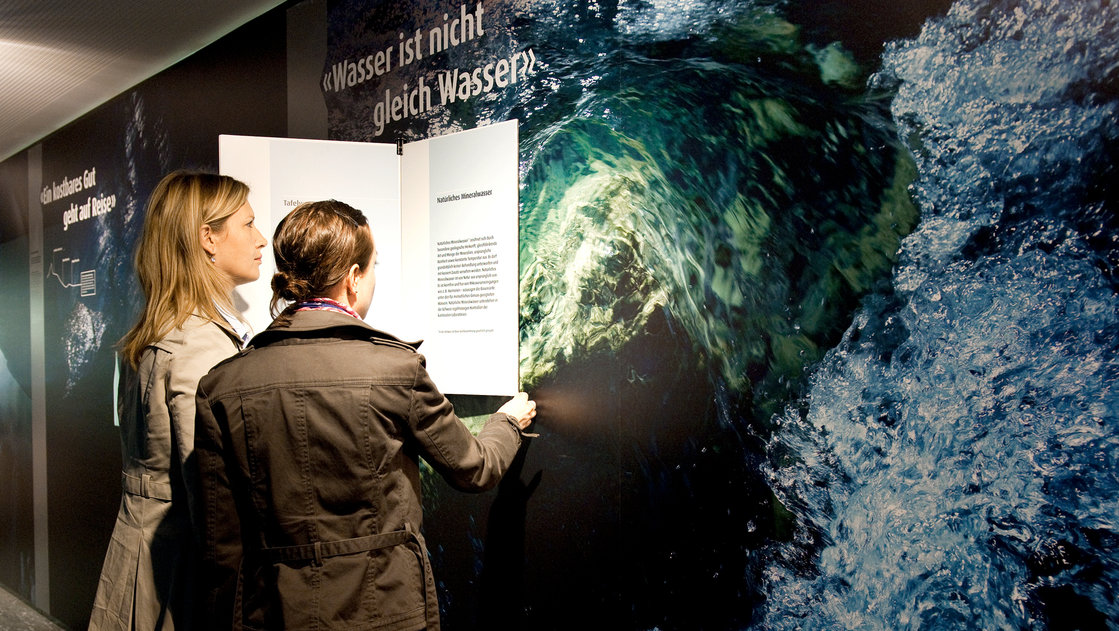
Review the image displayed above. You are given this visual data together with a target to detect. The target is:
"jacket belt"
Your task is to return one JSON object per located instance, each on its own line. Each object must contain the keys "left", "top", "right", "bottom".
{"left": 256, "top": 525, "right": 440, "bottom": 628}
{"left": 261, "top": 526, "right": 415, "bottom": 567}
{"left": 121, "top": 472, "right": 173, "bottom": 501}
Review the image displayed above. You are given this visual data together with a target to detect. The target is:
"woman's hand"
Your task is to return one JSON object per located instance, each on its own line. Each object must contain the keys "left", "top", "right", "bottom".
{"left": 498, "top": 392, "right": 537, "bottom": 429}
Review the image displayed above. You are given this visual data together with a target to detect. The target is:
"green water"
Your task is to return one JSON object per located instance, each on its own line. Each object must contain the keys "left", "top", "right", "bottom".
{"left": 516, "top": 13, "right": 917, "bottom": 422}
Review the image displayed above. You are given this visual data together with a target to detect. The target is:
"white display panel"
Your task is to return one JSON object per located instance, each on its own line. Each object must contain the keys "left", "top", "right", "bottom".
{"left": 405, "top": 120, "right": 520, "bottom": 395}
{"left": 219, "top": 119, "right": 518, "bottom": 394}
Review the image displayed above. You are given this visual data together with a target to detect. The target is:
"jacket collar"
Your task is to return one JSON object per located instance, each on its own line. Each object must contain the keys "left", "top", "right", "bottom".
{"left": 249, "top": 308, "right": 422, "bottom": 352}
{"left": 155, "top": 313, "right": 243, "bottom": 351}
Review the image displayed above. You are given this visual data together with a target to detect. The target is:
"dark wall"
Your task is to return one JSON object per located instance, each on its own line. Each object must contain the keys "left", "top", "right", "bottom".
{"left": 0, "top": 7, "right": 290, "bottom": 628}
{"left": 0, "top": 151, "right": 33, "bottom": 601}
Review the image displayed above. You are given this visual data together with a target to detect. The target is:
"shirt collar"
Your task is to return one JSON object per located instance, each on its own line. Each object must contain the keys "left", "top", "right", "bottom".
{"left": 216, "top": 303, "right": 252, "bottom": 346}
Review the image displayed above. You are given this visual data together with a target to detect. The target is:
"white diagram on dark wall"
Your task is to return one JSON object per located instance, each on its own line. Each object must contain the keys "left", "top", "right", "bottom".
{"left": 48, "top": 247, "right": 96, "bottom": 297}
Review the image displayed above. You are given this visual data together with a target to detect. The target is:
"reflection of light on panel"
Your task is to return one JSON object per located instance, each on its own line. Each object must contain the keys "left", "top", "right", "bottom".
{"left": 113, "top": 353, "right": 120, "bottom": 427}
{"left": 80, "top": 270, "right": 96, "bottom": 297}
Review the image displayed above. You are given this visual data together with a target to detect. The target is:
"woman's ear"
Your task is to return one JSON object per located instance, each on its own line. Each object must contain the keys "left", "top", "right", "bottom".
{"left": 348, "top": 263, "right": 362, "bottom": 294}
{"left": 200, "top": 224, "right": 217, "bottom": 257}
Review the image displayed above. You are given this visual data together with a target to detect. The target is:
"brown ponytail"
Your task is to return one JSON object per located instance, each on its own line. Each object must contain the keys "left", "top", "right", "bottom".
{"left": 270, "top": 200, "right": 375, "bottom": 319}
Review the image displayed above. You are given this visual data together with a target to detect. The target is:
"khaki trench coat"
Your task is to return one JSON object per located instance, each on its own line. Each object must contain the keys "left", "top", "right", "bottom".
{"left": 194, "top": 309, "right": 525, "bottom": 631}
{"left": 89, "top": 316, "right": 242, "bottom": 631}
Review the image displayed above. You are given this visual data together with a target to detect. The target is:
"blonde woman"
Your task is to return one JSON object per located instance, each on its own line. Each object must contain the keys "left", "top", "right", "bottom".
{"left": 89, "top": 171, "right": 265, "bottom": 631}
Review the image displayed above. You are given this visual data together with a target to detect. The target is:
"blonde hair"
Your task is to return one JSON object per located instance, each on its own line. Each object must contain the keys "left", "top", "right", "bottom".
{"left": 119, "top": 170, "right": 250, "bottom": 367}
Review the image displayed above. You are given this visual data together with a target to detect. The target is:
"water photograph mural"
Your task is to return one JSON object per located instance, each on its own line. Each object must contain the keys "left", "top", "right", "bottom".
{"left": 0, "top": 0, "right": 1115, "bottom": 628}
{"left": 323, "top": 0, "right": 1117, "bottom": 628}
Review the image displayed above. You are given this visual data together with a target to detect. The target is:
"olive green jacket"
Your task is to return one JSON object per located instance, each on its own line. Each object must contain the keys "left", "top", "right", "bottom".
{"left": 194, "top": 309, "right": 524, "bottom": 631}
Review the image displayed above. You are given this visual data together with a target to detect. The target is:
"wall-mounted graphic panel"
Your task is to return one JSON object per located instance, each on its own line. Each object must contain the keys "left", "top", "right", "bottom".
{"left": 220, "top": 119, "right": 518, "bottom": 394}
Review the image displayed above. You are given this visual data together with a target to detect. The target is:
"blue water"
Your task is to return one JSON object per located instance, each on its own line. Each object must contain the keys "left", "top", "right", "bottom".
{"left": 322, "top": 0, "right": 1119, "bottom": 627}
{"left": 759, "top": 0, "right": 1119, "bottom": 628}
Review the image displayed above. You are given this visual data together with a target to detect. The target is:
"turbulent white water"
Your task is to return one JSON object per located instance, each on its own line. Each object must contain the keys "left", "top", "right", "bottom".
{"left": 760, "top": 0, "right": 1119, "bottom": 628}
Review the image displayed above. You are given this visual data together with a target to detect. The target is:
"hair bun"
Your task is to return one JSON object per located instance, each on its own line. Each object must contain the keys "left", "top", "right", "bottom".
{"left": 271, "top": 272, "right": 301, "bottom": 302}
{"left": 268, "top": 200, "right": 373, "bottom": 320}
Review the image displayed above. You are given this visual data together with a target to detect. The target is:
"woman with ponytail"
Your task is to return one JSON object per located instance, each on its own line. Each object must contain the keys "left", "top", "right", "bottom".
{"left": 194, "top": 199, "right": 536, "bottom": 630}
{"left": 89, "top": 171, "right": 265, "bottom": 631}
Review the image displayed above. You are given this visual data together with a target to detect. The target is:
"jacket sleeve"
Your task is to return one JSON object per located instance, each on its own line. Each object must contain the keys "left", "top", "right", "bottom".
{"left": 194, "top": 376, "right": 243, "bottom": 631}
{"left": 406, "top": 357, "right": 523, "bottom": 492}
{"left": 166, "top": 322, "right": 239, "bottom": 523}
